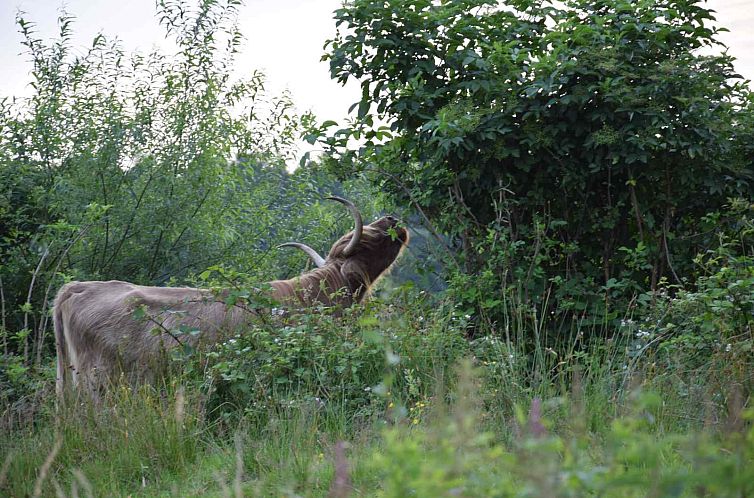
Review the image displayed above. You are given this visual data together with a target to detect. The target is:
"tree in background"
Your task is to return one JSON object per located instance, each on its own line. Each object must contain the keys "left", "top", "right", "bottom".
{"left": 319, "top": 0, "right": 753, "bottom": 325}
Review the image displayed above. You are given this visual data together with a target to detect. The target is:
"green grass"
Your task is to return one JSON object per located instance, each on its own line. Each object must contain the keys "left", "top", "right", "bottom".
{"left": 1, "top": 293, "right": 752, "bottom": 497}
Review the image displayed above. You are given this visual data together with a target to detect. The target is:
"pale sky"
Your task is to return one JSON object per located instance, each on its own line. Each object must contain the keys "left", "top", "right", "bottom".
{"left": 0, "top": 0, "right": 360, "bottom": 128}
{"left": 1, "top": 0, "right": 752, "bottom": 153}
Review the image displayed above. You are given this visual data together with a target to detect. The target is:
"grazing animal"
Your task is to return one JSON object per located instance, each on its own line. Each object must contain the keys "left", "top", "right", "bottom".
{"left": 54, "top": 197, "right": 408, "bottom": 398}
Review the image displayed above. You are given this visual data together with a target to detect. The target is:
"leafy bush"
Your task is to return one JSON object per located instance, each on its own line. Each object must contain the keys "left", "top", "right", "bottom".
{"left": 317, "top": 0, "right": 754, "bottom": 322}
{"left": 194, "top": 289, "right": 469, "bottom": 423}
{"left": 621, "top": 200, "right": 754, "bottom": 407}
{"left": 1, "top": 288, "right": 750, "bottom": 497}
{"left": 369, "top": 376, "right": 754, "bottom": 497}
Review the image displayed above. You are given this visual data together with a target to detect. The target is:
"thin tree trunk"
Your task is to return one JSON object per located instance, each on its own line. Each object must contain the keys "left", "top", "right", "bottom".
{"left": 0, "top": 275, "right": 7, "bottom": 356}
{"left": 24, "top": 247, "right": 50, "bottom": 364}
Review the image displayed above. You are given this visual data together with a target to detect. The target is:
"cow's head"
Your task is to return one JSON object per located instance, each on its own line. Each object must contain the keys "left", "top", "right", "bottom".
{"left": 280, "top": 197, "right": 408, "bottom": 299}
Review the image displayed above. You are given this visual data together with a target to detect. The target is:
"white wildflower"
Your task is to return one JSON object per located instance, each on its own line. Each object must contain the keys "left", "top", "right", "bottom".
{"left": 635, "top": 330, "right": 651, "bottom": 340}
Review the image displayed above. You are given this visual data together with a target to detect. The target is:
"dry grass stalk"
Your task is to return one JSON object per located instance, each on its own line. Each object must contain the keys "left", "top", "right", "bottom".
{"left": 32, "top": 436, "right": 62, "bottom": 498}
{"left": 71, "top": 469, "right": 93, "bottom": 498}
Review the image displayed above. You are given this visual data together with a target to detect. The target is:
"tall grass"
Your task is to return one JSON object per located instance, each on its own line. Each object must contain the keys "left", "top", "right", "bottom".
{"left": 1, "top": 285, "right": 751, "bottom": 496}
{"left": 2, "top": 382, "right": 205, "bottom": 496}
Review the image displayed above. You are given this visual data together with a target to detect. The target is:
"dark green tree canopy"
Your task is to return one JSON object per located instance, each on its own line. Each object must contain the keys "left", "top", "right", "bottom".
{"left": 320, "top": 0, "right": 753, "bottom": 316}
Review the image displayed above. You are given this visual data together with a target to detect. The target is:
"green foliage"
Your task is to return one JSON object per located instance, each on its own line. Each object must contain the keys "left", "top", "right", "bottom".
{"left": 2, "top": 318, "right": 752, "bottom": 496}
{"left": 1, "top": 382, "right": 205, "bottom": 497}
{"left": 627, "top": 200, "right": 754, "bottom": 392}
{"left": 4, "top": 1, "right": 297, "bottom": 280}
{"left": 370, "top": 381, "right": 754, "bottom": 497}
{"left": 196, "top": 289, "right": 469, "bottom": 423}
{"left": 1, "top": 2, "right": 753, "bottom": 496}
{"left": 319, "top": 0, "right": 754, "bottom": 321}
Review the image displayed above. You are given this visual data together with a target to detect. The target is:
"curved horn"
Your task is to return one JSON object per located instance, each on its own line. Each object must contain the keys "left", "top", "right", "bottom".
{"left": 327, "top": 196, "right": 363, "bottom": 257}
{"left": 278, "top": 243, "right": 326, "bottom": 268}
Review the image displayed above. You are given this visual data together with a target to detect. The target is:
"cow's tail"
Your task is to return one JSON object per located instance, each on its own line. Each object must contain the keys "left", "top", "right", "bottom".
{"left": 54, "top": 284, "right": 71, "bottom": 403}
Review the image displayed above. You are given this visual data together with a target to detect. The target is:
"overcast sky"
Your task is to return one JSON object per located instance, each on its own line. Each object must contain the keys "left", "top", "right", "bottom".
{"left": 0, "top": 0, "right": 359, "bottom": 127}
{"left": 1, "top": 0, "right": 752, "bottom": 150}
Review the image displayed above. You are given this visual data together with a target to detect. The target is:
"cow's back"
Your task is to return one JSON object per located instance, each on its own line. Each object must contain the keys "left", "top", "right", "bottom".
{"left": 55, "top": 280, "right": 219, "bottom": 394}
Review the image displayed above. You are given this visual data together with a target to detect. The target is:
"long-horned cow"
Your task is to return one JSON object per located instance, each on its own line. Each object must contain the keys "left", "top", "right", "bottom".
{"left": 54, "top": 197, "right": 408, "bottom": 398}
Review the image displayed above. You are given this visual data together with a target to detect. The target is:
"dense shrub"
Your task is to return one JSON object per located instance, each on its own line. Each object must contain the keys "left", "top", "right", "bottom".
{"left": 1, "top": 282, "right": 752, "bottom": 496}
{"left": 370, "top": 374, "right": 754, "bottom": 498}
{"left": 317, "top": 0, "right": 754, "bottom": 322}
{"left": 194, "top": 289, "right": 470, "bottom": 423}
{"left": 622, "top": 200, "right": 754, "bottom": 407}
